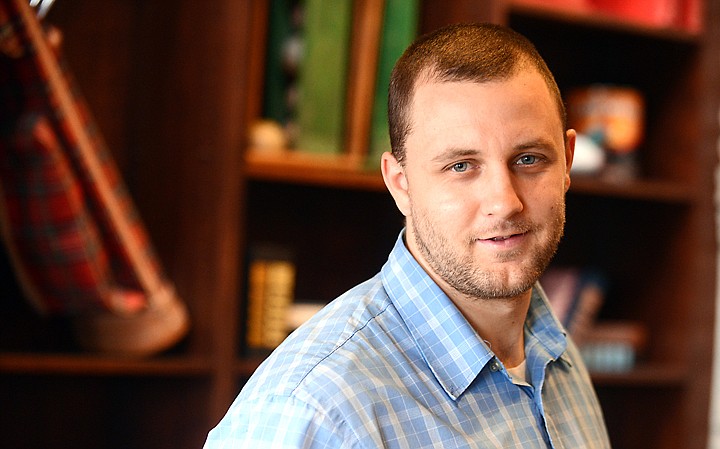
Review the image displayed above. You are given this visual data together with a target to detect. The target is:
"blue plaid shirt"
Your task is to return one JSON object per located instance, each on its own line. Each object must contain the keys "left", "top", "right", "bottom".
{"left": 204, "top": 232, "right": 610, "bottom": 448}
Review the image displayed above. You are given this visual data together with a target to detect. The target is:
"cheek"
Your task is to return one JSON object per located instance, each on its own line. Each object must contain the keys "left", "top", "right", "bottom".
{"left": 410, "top": 185, "right": 465, "bottom": 225}
{"left": 429, "top": 188, "right": 476, "bottom": 218}
{"left": 526, "top": 172, "right": 567, "bottom": 197}
{"left": 521, "top": 182, "right": 564, "bottom": 214}
{"left": 541, "top": 191, "right": 567, "bottom": 224}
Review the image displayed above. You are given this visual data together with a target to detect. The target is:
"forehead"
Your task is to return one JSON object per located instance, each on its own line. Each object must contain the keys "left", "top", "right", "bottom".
{"left": 405, "top": 71, "right": 564, "bottom": 153}
{"left": 411, "top": 69, "right": 559, "bottom": 119}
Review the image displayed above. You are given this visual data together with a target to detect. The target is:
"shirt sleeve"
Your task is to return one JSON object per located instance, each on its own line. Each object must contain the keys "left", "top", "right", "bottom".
{"left": 203, "top": 394, "right": 351, "bottom": 449}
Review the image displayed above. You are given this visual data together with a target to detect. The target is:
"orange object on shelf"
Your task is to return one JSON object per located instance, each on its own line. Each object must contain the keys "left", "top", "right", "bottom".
{"left": 566, "top": 85, "right": 645, "bottom": 155}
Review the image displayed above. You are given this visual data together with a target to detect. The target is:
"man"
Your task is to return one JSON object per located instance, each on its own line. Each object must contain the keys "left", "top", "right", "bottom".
{"left": 204, "top": 23, "right": 611, "bottom": 448}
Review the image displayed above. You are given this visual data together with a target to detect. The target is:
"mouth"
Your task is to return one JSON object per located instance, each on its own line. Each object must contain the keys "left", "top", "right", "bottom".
{"left": 476, "top": 228, "right": 531, "bottom": 248}
{"left": 474, "top": 221, "right": 535, "bottom": 246}
{"left": 482, "top": 230, "right": 527, "bottom": 241}
{"left": 488, "top": 234, "right": 516, "bottom": 242}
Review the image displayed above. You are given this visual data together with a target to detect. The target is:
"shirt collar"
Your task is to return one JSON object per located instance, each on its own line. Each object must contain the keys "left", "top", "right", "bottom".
{"left": 381, "top": 232, "right": 493, "bottom": 400}
{"left": 525, "top": 284, "right": 568, "bottom": 361}
{"left": 381, "top": 231, "right": 568, "bottom": 400}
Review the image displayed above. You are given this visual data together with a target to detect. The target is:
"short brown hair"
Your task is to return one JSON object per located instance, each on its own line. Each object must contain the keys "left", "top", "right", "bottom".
{"left": 388, "top": 23, "right": 566, "bottom": 165}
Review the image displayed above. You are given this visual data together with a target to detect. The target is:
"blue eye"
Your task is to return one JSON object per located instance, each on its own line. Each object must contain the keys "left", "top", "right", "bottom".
{"left": 451, "top": 162, "right": 470, "bottom": 172}
{"left": 517, "top": 155, "right": 538, "bottom": 165}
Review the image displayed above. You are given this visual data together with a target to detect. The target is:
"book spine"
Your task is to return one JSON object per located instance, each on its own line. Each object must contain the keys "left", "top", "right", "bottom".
{"left": 263, "top": 0, "right": 295, "bottom": 125}
{"left": 588, "top": 0, "right": 680, "bottom": 26}
{"left": 366, "top": 0, "right": 419, "bottom": 169}
{"left": 295, "top": 0, "right": 353, "bottom": 154}
{"left": 245, "top": 253, "right": 296, "bottom": 350}
{"left": 679, "top": 0, "right": 703, "bottom": 32}
{"left": 245, "top": 259, "right": 267, "bottom": 348}
{"left": 260, "top": 260, "right": 296, "bottom": 348}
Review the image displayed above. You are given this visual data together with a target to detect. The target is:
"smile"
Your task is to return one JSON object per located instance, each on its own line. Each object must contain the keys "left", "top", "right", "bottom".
{"left": 485, "top": 232, "right": 525, "bottom": 241}
{"left": 474, "top": 223, "right": 535, "bottom": 246}
{"left": 490, "top": 235, "right": 514, "bottom": 241}
{"left": 477, "top": 231, "right": 529, "bottom": 248}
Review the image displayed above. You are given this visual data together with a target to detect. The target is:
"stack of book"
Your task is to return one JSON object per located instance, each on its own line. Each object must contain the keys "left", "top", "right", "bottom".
{"left": 542, "top": 266, "right": 648, "bottom": 372}
{"left": 579, "top": 321, "right": 648, "bottom": 372}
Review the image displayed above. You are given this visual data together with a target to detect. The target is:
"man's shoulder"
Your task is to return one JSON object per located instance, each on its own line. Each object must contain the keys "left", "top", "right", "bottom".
{"left": 240, "top": 273, "right": 409, "bottom": 404}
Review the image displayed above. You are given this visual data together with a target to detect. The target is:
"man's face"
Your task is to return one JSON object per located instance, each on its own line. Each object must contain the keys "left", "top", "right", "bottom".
{"left": 383, "top": 70, "right": 574, "bottom": 302}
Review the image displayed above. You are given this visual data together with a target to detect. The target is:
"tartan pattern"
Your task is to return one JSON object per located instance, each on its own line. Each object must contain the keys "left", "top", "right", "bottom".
{"left": 0, "top": 113, "right": 120, "bottom": 313}
{"left": 0, "top": 0, "right": 163, "bottom": 314}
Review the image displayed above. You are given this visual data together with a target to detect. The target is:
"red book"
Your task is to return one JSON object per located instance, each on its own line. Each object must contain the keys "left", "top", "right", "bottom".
{"left": 589, "top": 0, "right": 680, "bottom": 26}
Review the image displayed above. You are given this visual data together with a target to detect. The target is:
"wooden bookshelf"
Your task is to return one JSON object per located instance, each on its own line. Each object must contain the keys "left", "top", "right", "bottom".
{"left": 0, "top": 353, "right": 213, "bottom": 377}
{"left": 1, "top": 1, "right": 718, "bottom": 448}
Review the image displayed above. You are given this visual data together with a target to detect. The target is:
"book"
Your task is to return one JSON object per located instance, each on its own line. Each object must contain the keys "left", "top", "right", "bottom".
{"left": 366, "top": 0, "right": 419, "bottom": 170}
{"left": 285, "top": 301, "right": 325, "bottom": 331}
{"left": 263, "top": 0, "right": 295, "bottom": 125}
{"left": 679, "top": 0, "right": 702, "bottom": 32}
{"left": 245, "top": 245, "right": 296, "bottom": 350}
{"left": 579, "top": 321, "right": 649, "bottom": 372}
{"left": 588, "top": 0, "right": 680, "bottom": 27}
{"left": 541, "top": 266, "right": 606, "bottom": 345}
{"left": 512, "top": 0, "right": 590, "bottom": 13}
{"left": 294, "top": 0, "right": 353, "bottom": 154}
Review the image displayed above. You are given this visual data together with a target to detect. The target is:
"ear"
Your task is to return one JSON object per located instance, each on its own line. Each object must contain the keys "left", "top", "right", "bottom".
{"left": 381, "top": 151, "right": 411, "bottom": 217}
{"left": 563, "top": 129, "right": 576, "bottom": 192}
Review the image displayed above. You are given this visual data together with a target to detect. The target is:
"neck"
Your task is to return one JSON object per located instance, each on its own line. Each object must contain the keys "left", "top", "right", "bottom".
{"left": 453, "top": 290, "right": 532, "bottom": 368}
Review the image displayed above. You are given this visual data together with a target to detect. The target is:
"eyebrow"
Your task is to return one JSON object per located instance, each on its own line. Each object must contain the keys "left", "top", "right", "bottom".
{"left": 430, "top": 138, "right": 559, "bottom": 164}
{"left": 430, "top": 148, "right": 479, "bottom": 164}
{"left": 513, "top": 138, "right": 557, "bottom": 152}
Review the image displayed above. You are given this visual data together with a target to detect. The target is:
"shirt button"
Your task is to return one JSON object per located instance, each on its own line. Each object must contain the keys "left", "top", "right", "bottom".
{"left": 489, "top": 360, "right": 501, "bottom": 372}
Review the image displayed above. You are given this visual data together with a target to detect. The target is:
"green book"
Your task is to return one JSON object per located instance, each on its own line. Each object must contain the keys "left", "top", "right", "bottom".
{"left": 263, "top": 0, "right": 295, "bottom": 124}
{"left": 366, "top": 0, "right": 419, "bottom": 170}
{"left": 295, "top": 0, "right": 353, "bottom": 154}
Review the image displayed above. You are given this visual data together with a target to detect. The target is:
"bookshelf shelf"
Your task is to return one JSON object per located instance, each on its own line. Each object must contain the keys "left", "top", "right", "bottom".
{"left": 590, "top": 363, "right": 687, "bottom": 387}
{"left": 0, "top": 353, "right": 213, "bottom": 377}
{"left": 245, "top": 152, "right": 385, "bottom": 191}
{"left": 569, "top": 176, "right": 695, "bottom": 203}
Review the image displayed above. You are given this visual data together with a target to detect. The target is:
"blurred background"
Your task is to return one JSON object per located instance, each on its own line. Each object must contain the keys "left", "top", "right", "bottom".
{"left": 1, "top": 1, "right": 719, "bottom": 448}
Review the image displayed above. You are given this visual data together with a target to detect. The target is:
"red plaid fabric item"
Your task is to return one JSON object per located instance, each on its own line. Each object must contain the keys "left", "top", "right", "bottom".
{"left": 0, "top": 113, "right": 146, "bottom": 313}
{"left": 0, "top": 0, "right": 188, "bottom": 355}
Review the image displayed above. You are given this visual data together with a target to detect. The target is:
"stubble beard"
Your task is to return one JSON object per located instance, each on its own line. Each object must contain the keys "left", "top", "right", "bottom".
{"left": 410, "top": 201, "right": 566, "bottom": 301}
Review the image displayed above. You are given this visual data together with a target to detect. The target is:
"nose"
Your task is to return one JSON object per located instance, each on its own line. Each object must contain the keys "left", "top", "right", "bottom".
{"left": 479, "top": 167, "right": 524, "bottom": 218}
